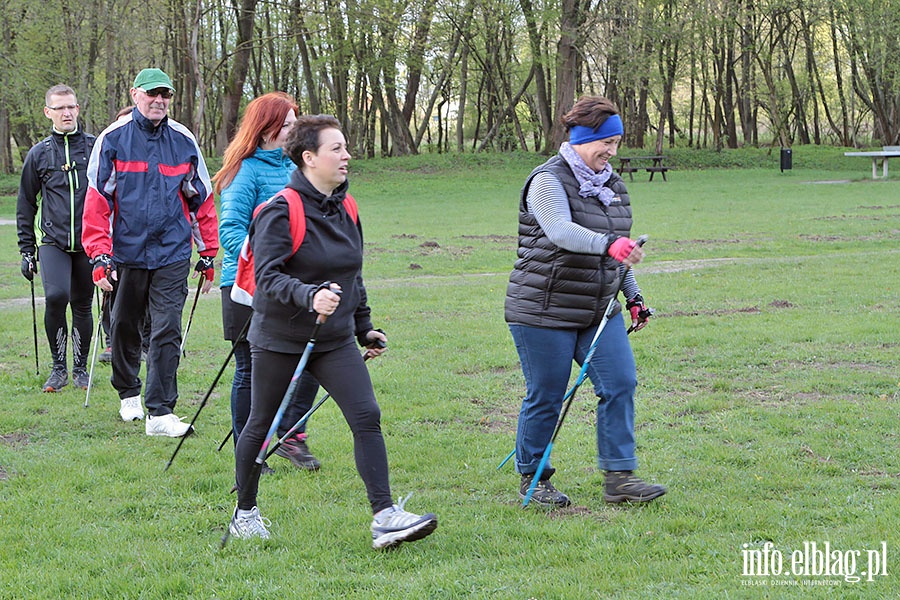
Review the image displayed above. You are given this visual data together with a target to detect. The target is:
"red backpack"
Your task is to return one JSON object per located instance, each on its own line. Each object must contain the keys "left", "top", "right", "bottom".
{"left": 230, "top": 188, "right": 358, "bottom": 307}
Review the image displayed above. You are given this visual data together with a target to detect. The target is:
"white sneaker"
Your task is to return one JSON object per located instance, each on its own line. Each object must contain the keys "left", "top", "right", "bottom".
{"left": 228, "top": 506, "right": 271, "bottom": 540}
{"left": 370, "top": 494, "right": 437, "bottom": 549}
{"left": 145, "top": 413, "right": 193, "bottom": 437}
{"left": 119, "top": 396, "right": 144, "bottom": 422}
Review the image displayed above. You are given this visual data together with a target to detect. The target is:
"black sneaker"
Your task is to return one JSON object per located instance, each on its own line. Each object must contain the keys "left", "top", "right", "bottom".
{"left": 274, "top": 434, "right": 321, "bottom": 470}
{"left": 519, "top": 473, "right": 571, "bottom": 507}
{"left": 604, "top": 471, "right": 666, "bottom": 503}
{"left": 72, "top": 368, "right": 90, "bottom": 390}
{"left": 260, "top": 461, "right": 275, "bottom": 476}
{"left": 42, "top": 366, "right": 68, "bottom": 392}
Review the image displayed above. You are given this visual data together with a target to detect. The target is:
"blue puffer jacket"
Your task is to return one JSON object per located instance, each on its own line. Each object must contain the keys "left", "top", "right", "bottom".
{"left": 218, "top": 147, "right": 296, "bottom": 287}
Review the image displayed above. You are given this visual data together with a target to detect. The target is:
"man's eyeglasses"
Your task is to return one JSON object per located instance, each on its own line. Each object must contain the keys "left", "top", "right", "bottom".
{"left": 46, "top": 104, "right": 79, "bottom": 112}
{"left": 138, "top": 88, "right": 174, "bottom": 100}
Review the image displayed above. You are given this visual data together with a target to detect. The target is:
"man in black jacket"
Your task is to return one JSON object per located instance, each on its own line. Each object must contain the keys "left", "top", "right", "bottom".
{"left": 16, "top": 84, "right": 96, "bottom": 392}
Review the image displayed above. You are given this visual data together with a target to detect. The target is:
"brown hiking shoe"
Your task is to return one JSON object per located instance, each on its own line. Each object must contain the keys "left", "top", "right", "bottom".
{"left": 604, "top": 471, "right": 666, "bottom": 503}
{"left": 519, "top": 473, "right": 571, "bottom": 507}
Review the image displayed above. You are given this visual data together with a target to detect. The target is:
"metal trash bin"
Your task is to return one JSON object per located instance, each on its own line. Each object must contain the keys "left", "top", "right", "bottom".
{"left": 780, "top": 147, "right": 792, "bottom": 172}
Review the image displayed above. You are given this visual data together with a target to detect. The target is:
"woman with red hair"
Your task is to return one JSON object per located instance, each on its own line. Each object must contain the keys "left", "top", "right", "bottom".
{"left": 214, "top": 93, "right": 321, "bottom": 472}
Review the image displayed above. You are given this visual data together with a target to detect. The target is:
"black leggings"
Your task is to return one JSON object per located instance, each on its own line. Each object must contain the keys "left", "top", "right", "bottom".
{"left": 235, "top": 341, "right": 392, "bottom": 514}
{"left": 38, "top": 245, "right": 93, "bottom": 369}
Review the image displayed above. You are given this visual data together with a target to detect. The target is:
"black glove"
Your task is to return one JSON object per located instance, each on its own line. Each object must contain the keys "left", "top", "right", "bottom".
{"left": 20, "top": 252, "right": 37, "bottom": 281}
{"left": 626, "top": 294, "right": 654, "bottom": 332}
{"left": 194, "top": 256, "right": 215, "bottom": 282}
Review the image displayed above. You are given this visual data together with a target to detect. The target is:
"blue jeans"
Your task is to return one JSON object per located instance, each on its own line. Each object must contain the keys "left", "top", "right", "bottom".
{"left": 509, "top": 312, "right": 638, "bottom": 475}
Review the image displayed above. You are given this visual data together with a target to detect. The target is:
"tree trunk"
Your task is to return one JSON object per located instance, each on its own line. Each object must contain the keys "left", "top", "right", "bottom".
{"left": 216, "top": 0, "right": 259, "bottom": 153}
{"left": 551, "top": 0, "right": 583, "bottom": 150}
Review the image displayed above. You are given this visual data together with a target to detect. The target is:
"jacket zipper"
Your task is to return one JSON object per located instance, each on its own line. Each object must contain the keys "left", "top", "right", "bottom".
{"left": 64, "top": 134, "right": 76, "bottom": 251}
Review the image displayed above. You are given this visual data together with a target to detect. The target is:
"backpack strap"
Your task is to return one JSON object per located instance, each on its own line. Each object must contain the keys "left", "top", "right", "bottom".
{"left": 232, "top": 188, "right": 307, "bottom": 306}
{"left": 342, "top": 193, "right": 359, "bottom": 224}
{"left": 232, "top": 189, "right": 358, "bottom": 307}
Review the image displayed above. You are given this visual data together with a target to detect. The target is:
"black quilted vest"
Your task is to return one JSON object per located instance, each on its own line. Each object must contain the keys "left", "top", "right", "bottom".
{"left": 504, "top": 154, "right": 633, "bottom": 329}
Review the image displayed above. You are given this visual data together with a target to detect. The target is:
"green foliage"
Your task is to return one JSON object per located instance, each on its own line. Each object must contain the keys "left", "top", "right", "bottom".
{"left": 0, "top": 157, "right": 898, "bottom": 597}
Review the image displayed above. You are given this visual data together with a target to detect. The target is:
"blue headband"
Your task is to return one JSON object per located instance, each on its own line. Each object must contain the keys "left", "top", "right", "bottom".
{"left": 568, "top": 114, "right": 624, "bottom": 145}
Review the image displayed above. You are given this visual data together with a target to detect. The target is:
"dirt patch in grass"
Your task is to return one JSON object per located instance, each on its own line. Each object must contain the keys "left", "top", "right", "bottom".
{"left": 459, "top": 234, "right": 517, "bottom": 243}
{"left": 548, "top": 505, "right": 606, "bottom": 520}
{"left": 666, "top": 306, "right": 762, "bottom": 318}
{"left": 0, "top": 465, "right": 7, "bottom": 480}
{"left": 800, "top": 444, "right": 834, "bottom": 464}
{"left": 0, "top": 433, "right": 29, "bottom": 447}
{"left": 457, "top": 364, "right": 519, "bottom": 377}
{"left": 476, "top": 415, "right": 516, "bottom": 432}
{"left": 663, "top": 301, "right": 795, "bottom": 318}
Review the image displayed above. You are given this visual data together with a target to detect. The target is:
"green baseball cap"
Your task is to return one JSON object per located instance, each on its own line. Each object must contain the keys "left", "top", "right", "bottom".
{"left": 133, "top": 68, "right": 175, "bottom": 92}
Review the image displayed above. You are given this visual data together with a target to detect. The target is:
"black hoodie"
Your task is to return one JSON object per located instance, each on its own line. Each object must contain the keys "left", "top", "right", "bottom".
{"left": 246, "top": 169, "right": 373, "bottom": 353}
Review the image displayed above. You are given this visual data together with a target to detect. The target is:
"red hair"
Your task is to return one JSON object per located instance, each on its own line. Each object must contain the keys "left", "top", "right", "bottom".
{"left": 213, "top": 92, "right": 299, "bottom": 194}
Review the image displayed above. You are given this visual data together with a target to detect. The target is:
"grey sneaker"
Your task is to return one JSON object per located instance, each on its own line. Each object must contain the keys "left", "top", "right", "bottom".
{"left": 72, "top": 368, "right": 90, "bottom": 390}
{"left": 228, "top": 506, "right": 271, "bottom": 540}
{"left": 42, "top": 366, "right": 68, "bottom": 392}
{"left": 274, "top": 433, "right": 321, "bottom": 470}
{"left": 519, "top": 473, "right": 571, "bottom": 507}
{"left": 371, "top": 495, "right": 437, "bottom": 549}
{"left": 604, "top": 471, "right": 666, "bottom": 504}
{"left": 98, "top": 347, "right": 112, "bottom": 363}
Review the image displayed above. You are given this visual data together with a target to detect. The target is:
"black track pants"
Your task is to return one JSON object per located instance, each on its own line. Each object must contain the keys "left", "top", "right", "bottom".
{"left": 110, "top": 261, "right": 189, "bottom": 414}
{"left": 38, "top": 244, "right": 93, "bottom": 369}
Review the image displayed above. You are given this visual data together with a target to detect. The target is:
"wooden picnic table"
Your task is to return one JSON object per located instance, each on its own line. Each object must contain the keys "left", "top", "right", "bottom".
{"left": 844, "top": 146, "right": 900, "bottom": 179}
{"left": 616, "top": 155, "right": 670, "bottom": 181}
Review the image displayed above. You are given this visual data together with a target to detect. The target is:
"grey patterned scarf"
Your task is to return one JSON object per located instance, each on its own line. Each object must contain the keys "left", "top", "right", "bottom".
{"left": 559, "top": 142, "right": 615, "bottom": 206}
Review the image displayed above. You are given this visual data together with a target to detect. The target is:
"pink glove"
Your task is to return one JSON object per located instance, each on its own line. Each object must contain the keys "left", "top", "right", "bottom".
{"left": 608, "top": 237, "right": 637, "bottom": 262}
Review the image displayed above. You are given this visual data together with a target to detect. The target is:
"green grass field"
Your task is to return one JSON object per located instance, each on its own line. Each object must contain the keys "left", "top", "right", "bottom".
{"left": 1, "top": 151, "right": 898, "bottom": 598}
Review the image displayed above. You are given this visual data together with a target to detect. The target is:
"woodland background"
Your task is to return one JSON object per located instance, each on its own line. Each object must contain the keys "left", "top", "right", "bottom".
{"left": 0, "top": 0, "right": 898, "bottom": 172}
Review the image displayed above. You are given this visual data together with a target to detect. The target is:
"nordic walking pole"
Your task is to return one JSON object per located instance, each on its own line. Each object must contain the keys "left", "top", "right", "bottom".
{"left": 164, "top": 314, "right": 252, "bottom": 471}
{"left": 180, "top": 276, "right": 205, "bottom": 357}
{"left": 31, "top": 279, "right": 39, "bottom": 375}
{"left": 521, "top": 236, "right": 648, "bottom": 506}
{"left": 217, "top": 428, "right": 233, "bottom": 452}
{"left": 221, "top": 313, "right": 328, "bottom": 549}
{"left": 84, "top": 291, "right": 108, "bottom": 408}
{"left": 264, "top": 343, "right": 383, "bottom": 461}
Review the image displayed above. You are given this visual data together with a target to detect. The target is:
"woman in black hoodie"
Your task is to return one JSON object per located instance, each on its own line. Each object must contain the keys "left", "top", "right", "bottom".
{"left": 228, "top": 115, "right": 437, "bottom": 549}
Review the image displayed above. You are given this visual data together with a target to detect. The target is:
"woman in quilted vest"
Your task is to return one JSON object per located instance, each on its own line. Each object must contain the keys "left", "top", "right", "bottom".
{"left": 504, "top": 96, "right": 666, "bottom": 507}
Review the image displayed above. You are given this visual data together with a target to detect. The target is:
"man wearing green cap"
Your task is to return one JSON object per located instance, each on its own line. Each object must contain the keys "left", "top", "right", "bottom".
{"left": 83, "top": 67, "right": 219, "bottom": 438}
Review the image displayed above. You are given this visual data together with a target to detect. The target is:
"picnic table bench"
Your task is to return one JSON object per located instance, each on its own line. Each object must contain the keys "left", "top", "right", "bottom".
{"left": 844, "top": 146, "right": 900, "bottom": 179}
{"left": 616, "top": 155, "right": 670, "bottom": 181}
